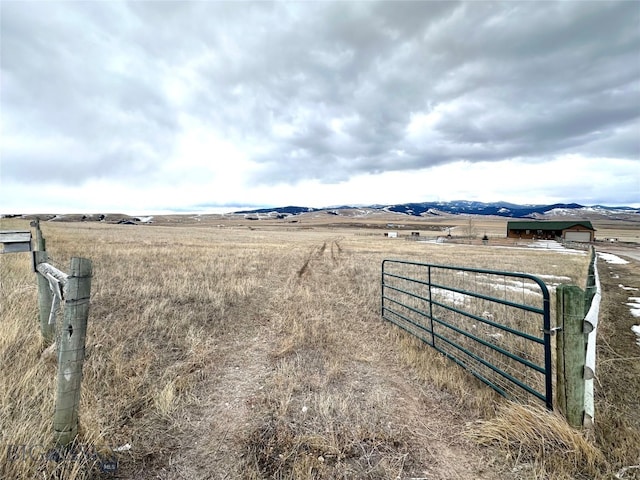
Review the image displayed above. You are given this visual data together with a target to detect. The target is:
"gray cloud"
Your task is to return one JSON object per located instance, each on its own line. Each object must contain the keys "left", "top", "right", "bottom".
{"left": 1, "top": 0, "right": 638, "bottom": 193}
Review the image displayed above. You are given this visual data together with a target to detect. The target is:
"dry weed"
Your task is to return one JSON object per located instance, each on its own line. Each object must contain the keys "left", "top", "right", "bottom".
{"left": 468, "top": 402, "right": 606, "bottom": 479}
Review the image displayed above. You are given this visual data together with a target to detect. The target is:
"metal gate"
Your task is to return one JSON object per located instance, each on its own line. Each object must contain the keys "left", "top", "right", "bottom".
{"left": 382, "top": 260, "right": 553, "bottom": 409}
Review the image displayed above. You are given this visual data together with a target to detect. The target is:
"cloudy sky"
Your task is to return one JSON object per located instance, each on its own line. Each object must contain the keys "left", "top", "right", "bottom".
{"left": 1, "top": 1, "right": 639, "bottom": 214}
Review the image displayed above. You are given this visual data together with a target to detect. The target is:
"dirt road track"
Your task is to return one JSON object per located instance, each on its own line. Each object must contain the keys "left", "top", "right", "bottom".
{"left": 596, "top": 242, "right": 640, "bottom": 263}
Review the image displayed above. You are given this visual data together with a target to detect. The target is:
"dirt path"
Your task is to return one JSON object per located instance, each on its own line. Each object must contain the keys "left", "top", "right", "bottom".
{"left": 145, "top": 241, "right": 516, "bottom": 479}
{"left": 162, "top": 324, "right": 511, "bottom": 480}
{"left": 163, "top": 321, "right": 276, "bottom": 480}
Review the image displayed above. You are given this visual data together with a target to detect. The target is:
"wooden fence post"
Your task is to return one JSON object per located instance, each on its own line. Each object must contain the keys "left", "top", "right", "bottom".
{"left": 35, "top": 221, "right": 46, "bottom": 251}
{"left": 584, "top": 247, "right": 597, "bottom": 314}
{"left": 35, "top": 250, "right": 56, "bottom": 344}
{"left": 556, "top": 284, "right": 586, "bottom": 428}
{"left": 53, "top": 257, "right": 92, "bottom": 446}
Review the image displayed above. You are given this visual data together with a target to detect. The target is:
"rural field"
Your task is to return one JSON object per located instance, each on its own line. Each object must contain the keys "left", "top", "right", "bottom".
{"left": 1, "top": 215, "right": 639, "bottom": 479}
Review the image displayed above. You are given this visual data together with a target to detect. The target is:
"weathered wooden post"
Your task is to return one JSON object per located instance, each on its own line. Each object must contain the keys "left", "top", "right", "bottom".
{"left": 35, "top": 220, "right": 46, "bottom": 251}
{"left": 584, "top": 247, "right": 597, "bottom": 313}
{"left": 32, "top": 219, "right": 55, "bottom": 343}
{"left": 35, "top": 250, "right": 56, "bottom": 344}
{"left": 556, "top": 284, "right": 586, "bottom": 428}
{"left": 53, "top": 257, "right": 92, "bottom": 446}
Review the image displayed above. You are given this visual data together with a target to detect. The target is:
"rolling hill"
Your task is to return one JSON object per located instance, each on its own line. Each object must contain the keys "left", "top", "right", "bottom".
{"left": 234, "top": 201, "right": 639, "bottom": 219}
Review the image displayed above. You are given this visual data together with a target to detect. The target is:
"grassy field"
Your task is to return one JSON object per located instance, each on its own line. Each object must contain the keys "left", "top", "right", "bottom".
{"left": 1, "top": 216, "right": 637, "bottom": 479}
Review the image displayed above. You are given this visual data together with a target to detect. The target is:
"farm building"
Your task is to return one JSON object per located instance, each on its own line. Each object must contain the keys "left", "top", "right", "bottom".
{"left": 506, "top": 221, "right": 595, "bottom": 242}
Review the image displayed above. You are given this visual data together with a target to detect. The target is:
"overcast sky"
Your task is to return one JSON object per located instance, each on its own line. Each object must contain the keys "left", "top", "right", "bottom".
{"left": 1, "top": 1, "right": 639, "bottom": 214}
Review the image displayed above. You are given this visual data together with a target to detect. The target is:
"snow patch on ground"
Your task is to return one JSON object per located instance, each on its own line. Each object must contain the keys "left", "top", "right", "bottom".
{"left": 628, "top": 297, "right": 640, "bottom": 348}
{"left": 527, "top": 240, "right": 563, "bottom": 250}
{"left": 477, "top": 272, "right": 561, "bottom": 294}
{"left": 534, "top": 274, "right": 572, "bottom": 282}
{"left": 487, "top": 281, "right": 543, "bottom": 296}
{"left": 432, "top": 288, "right": 466, "bottom": 305}
{"left": 632, "top": 325, "right": 640, "bottom": 348}
{"left": 627, "top": 297, "right": 640, "bottom": 318}
{"left": 619, "top": 284, "right": 639, "bottom": 291}
{"left": 138, "top": 216, "right": 154, "bottom": 223}
{"left": 597, "top": 252, "right": 629, "bottom": 264}
{"left": 524, "top": 240, "right": 585, "bottom": 255}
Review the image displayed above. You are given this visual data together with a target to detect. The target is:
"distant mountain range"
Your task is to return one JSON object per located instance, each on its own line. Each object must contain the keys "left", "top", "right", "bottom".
{"left": 234, "top": 201, "right": 639, "bottom": 218}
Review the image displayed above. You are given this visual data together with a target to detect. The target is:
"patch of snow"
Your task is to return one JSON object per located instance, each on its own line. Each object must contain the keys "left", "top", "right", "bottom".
{"left": 527, "top": 240, "right": 563, "bottom": 250}
{"left": 454, "top": 273, "right": 551, "bottom": 297}
{"left": 597, "top": 252, "right": 629, "bottom": 264}
{"left": 138, "top": 216, "right": 154, "bottom": 223}
{"left": 354, "top": 209, "right": 372, "bottom": 217}
{"left": 619, "top": 284, "right": 639, "bottom": 291}
{"left": 525, "top": 240, "right": 585, "bottom": 255}
{"left": 544, "top": 208, "right": 577, "bottom": 216}
{"left": 432, "top": 288, "right": 466, "bottom": 306}
{"left": 628, "top": 297, "right": 640, "bottom": 318}
{"left": 533, "top": 274, "right": 572, "bottom": 282}
{"left": 632, "top": 325, "right": 640, "bottom": 347}
{"left": 488, "top": 282, "right": 543, "bottom": 296}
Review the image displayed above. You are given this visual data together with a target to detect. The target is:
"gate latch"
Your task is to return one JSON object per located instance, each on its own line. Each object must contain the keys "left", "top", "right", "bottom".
{"left": 541, "top": 326, "right": 562, "bottom": 336}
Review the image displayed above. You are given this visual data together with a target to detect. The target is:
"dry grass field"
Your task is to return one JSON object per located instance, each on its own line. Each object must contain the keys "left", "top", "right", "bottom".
{"left": 1, "top": 215, "right": 638, "bottom": 479}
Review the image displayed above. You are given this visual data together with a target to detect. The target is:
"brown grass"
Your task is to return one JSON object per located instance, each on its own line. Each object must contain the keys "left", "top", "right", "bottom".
{"left": 468, "top": 403, "right": 606, "bottom": 479}
{"left": 1, "top": 217, "right": 631, "bottom": 479}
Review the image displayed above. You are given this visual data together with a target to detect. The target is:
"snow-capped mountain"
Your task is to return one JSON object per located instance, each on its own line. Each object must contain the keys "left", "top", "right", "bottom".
{"left": 234, "top": 201, "right": 639, "bottom": 218}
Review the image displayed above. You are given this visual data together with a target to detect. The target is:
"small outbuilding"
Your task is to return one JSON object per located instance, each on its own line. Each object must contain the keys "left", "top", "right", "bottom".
{"left": 506, "top": 221, "right": 595, "bottom": 242}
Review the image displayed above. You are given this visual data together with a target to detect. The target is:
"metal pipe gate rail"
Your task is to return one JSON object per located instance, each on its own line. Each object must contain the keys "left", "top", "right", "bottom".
{"left": 382, "top": 260, "right": 552, "bottom": 409}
